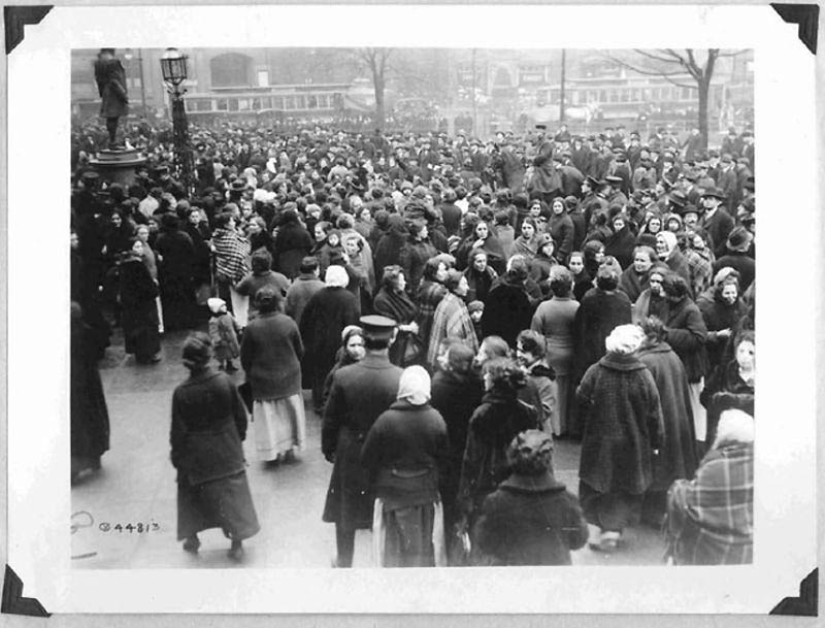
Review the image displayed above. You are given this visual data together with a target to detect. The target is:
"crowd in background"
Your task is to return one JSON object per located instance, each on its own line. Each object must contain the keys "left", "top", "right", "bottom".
{"left": 70, "top": 118, "right": 755, "bottom": 566}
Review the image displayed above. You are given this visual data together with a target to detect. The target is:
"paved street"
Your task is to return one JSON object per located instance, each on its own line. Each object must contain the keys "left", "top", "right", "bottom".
{"left": 71, "top": 326, "right": 667, "bottom": 569}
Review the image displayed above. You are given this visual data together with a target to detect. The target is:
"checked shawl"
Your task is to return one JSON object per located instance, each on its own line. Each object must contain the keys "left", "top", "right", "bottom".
{"left": 665, "top": 442, "right": 753, "bottom": 565}
{"left": 212, "top": 229, "right": 250, "bottom": 284}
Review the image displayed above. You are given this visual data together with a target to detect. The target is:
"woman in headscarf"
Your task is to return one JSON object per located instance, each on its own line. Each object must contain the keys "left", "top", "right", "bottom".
{"left": 118, "top": 238, "right": 161, "bottom": 364}
{"left": 372, "top": 265, "right": 421, "bottom": 367}
{"left": 456, "top": 218, "right": 506, "bottom": 275}
{"left": 458, "top": 357, "right": 540, "bottom": 529}
{"left": 416, "top": 255, "right": 452, "bottom": 358}
{"left": 463, "top": 249, "right": 498, "bottom": 305}
{"left": 427, "top": 270, "right": 478, "bottom": 367}
{"left": 568, "top": 251, "right": 592, "bottom": 302}
{"left": 171, "top": 332, "right": 259, "bottom": 561}
{"left": 528, "top": 234, "right": 559, "bottom": 295}
{"left": 322, "top": 325, "right": 366, "bottom": 410}
{"left": 576, "top": 324, "right": 663, "bottom": 552}
{"left": 240, "top": 286, "right": 306, "bottom": 464}
{"left": 655, "top": 230, "right": 691, "bottom": 290}
{"left": 472, "top": 430, "right": 588, "bottom": 565}
{"left": 637, "top": 316, "right": 699, "bottom": 528}
{"left": 299, "top": 265, "right": 361, "bottom": 413}
{"left": 362, "top": 366, "right": 450, "bottom": 568}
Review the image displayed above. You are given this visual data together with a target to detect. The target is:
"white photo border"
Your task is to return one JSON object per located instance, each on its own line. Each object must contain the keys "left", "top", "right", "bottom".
{"left": 4, "top": 2, "right": 820, "bottom": 616}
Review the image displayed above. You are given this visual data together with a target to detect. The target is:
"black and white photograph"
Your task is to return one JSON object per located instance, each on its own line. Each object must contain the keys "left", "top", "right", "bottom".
{"left": 68, "top": 45, "right": 758, "bottom": 571}
{"left": 3, "top": 2, "right": 820, "bottom": 618}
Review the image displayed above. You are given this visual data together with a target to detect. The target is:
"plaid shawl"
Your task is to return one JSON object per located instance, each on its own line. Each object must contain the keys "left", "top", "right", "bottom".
{"left": 665, "top": 442, "right": 753, "bottom": 565}
{"left": 685, "top": 248, "right": 714, "bottom": 298}
{"left": 427, "top": 292, "right": 479, "bottom": 366}
{"left": 212, "top": 229, "right": 250, "bottom": 284}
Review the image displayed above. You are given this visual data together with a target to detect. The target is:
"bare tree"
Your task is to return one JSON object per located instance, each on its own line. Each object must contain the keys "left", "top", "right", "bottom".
{"left": 355, "top": 48, "right": 393, "bottom": 129}
{"left": 604, "top": 49, "right": 744, "bottom": 150}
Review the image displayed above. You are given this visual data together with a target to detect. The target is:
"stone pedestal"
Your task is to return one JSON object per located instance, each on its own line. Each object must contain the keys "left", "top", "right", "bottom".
{"left": 89, "top": 148, "right": 147, "bottom": 189}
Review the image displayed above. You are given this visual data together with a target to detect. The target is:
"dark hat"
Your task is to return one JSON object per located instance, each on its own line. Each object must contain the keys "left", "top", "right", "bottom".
{"left": 230, "top": 179, "right": 246, "bottom": 192}
{"left": 726, "top": 226, "right": 753, "bottom": 252}
{"left": 536, "top": 233, "right": 554, "bottom": 249}
{"left": 668, "top": 191, "right": 688, "bottom": 208}
{"left": 585, "top": 175, "right": 600, "bottom": 188}
{"left": 681, "top": 203, "right": 700, "bottom": 217}
{"left": 535, "top": 124, "right": 547, "bottom": 131}
{"left": 506, "top": 429, "right": 555, "bottom": 478}
{"left": 743, "top": 176, "right": 755, "bottom": 192}
{"left": 359, "top": 314, "right": 397, "bottom": 338}
{"left": 701, "top": 187, "right": 726, "bottom": 200}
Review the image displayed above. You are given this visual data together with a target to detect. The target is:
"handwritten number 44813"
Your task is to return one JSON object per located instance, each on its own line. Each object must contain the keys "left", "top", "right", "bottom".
{"left": 99, "top": 522, "right": 160, "bottom": 533}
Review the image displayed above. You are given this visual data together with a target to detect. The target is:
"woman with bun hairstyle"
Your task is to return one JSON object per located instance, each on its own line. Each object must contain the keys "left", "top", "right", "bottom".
{"left": 171, "top": 332, "right": 259, "bottom": 561}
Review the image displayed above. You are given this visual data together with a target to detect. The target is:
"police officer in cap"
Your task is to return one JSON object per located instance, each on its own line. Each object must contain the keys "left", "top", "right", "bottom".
{"left": 322, "top": 315, "right": 403, "bottom": 567}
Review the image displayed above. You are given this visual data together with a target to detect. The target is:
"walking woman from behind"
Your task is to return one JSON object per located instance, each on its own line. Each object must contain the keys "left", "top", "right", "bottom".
{"left": 240, "top": 286, "right": 306, "bottom": 464}
{"left": 171, "top": 332, "right": 260, "bottom": 561}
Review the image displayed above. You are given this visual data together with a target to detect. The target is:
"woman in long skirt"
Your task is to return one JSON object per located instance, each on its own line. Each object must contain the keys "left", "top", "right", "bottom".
{"left": 171, "top": 332, "right": 259, "bottom": 560}
{"left": 240, "top": 286, "right": 306, "bottom": 463}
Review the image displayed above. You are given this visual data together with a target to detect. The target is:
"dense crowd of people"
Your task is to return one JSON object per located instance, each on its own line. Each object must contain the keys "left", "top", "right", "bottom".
{"left": 70, "top": 118, "right": 755, "bottom": 566}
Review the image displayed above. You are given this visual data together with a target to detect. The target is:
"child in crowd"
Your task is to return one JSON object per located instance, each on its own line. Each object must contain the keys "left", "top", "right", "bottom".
{"left": 207, "top": 297, "right": 241, "bottom": 372}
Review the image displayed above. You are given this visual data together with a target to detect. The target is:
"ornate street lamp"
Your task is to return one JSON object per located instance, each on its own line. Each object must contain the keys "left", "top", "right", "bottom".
{"left": 161, "top": 47, "right": 193, "bottom": 194}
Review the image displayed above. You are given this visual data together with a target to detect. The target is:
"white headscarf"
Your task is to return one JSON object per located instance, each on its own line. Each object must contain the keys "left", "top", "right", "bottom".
{"left": 325, "top": 265, "right": 350, "bottom": 288}
{"left": 605, "top": 324, "right": 645, "bottom": 355}
{"left": 657, "top": 231, "right": 678, "bottom": 256}
{"left": 207, "top": 298, "right": 226, "bottom": 315}
{"left": 713, "top": 409, "right": 755, "bottom": 449}
{"left": 397, "top": 366, "right": 431, "bottom": 406}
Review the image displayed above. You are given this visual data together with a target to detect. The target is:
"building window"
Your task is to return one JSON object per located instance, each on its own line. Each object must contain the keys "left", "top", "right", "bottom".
{"left": 210, "top": 53, "right": 253, "bottom": 88}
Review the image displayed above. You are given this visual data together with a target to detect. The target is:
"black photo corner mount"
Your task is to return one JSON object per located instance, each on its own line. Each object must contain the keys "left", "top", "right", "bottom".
{"left": 770, "top": 568, "right": 819, "bottom": 616}
{"left": 1, "top": 565, "right": 51, "bottom": 617}
{"left": 771, "top": 3, "right": 820, "bottom": 54}
{"left": 4, "top": 5, "right": 53, "bottom": 55}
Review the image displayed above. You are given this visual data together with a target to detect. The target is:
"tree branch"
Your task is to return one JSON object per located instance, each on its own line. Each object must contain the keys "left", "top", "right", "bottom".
{"left": 632, "top": 49, "right": 683, "bottom": 66}
{"left": 602, "top": 53, "right": 691, "bottom": 78}
{"left": 717, "top": 49, "right": 750, "bottom": 58}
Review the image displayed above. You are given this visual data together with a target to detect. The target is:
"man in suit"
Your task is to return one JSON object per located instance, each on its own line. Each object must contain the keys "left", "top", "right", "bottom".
{"left": 322, "top": 315, "right": 403, "bottom": 568}
{"left": 699, "top": 188, "right": 735, "bottom": 258}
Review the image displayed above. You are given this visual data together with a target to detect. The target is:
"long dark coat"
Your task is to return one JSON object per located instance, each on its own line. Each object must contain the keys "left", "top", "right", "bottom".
{"left": 637, "top": 343, "right": 699, "bottom": 491}
{"left": 274, "top": 222, "right": 313, "bottom": 279}
{"left": 154, "top": 229, "right": 196, "bottom": 331}
{"left": 170, "top": 368, "right": 259, "bottom": 542}
{"left": 299, "top": 286, "right": 360, "bottom": 408}
{"left": 430, "top": 369, "right": 484, "bottom": 525}
{"left": 71, "top": 308, "right": 110, "bottom": 465}
{"left": 458, "top": 391, "right": 539, "bottom": 517}
{"left": 322, "top": 354, "right": 403, "bottom": 529}
{"left": 95, "top": 57, "right": 129, "bottom": 119}
{"left": 572, "top": 289, "right": 632, "bottom": 381}
{"left": 473, "top": 472, "right": 588, "bottom": 565}
{"left": 119, "top": 256, "right": 160, "bottom": 360}
{"left": 662, "top": 296, "right": 709, "bottom": 383}
{"left": 481, "top": 274, "right": 534, "bottom": 348}
{"left": 240, "top": 311, "right": 303, "bottom": 400}
{"left": 576, "top": 353, "right": 663, "bottom": 495}
{"left": 698, "top": 294, "right": 748, "bottom": 371}
{"left": 700, "top": 359, "right": 754, "bottom": 448}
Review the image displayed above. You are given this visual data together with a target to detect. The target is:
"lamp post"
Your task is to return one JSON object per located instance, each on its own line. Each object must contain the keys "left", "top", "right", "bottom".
{"left": 161, "top": 47, "right": 193, "bottom": 195}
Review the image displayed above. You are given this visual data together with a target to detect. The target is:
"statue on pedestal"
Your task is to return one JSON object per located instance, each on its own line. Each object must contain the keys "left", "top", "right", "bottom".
{"left": 94, "top": 48, "right": 129, "bottom": 150}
